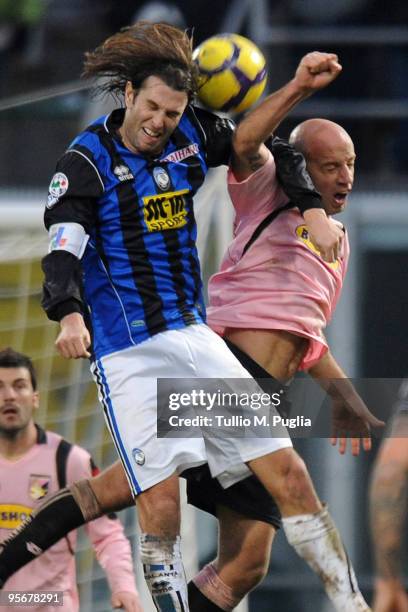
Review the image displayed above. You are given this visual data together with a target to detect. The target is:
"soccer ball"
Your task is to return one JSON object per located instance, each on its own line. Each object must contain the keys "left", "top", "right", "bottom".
{"left": 193, "top": 34, "right": 267, "bottom": 114}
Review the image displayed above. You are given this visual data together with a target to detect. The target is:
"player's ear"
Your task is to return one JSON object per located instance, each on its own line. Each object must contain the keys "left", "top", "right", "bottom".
{"left": 124, "top": 81, "right": 136, "bottom": 108}
{"left": 33, "top": 390, "right": 40, "bottom": 410}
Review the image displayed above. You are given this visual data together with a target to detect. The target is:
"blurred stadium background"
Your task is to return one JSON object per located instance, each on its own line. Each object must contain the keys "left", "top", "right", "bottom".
{"left": 0, "top": 0, "right": 407, "bottom": 610}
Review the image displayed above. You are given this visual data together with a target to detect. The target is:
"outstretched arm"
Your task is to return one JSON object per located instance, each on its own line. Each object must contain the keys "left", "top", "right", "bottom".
{"left": 308, "top": 349, "right": 384, "bottom": 455}
{"left": 370, "top": 413, "right": 408, "bottom": 612}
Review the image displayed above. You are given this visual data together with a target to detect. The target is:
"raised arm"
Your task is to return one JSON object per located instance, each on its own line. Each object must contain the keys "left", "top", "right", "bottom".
{"left": 231, "top": 51, "right": 342, "bottom": 180}
{"left": 231, "top": 52, "right": 342, "bottom": 261}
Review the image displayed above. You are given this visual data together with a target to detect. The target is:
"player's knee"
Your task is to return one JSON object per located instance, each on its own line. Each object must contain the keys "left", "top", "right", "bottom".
{"left": 218, "top": 537, "right": 271, "bottom": 596}
{"left": 273, "top": 449, "right": 311, "bottom": 500}
{"left": 238, "top": 554, "right": 269, "bottom": 594}
{"left": 285, "top": 453, "right": 311, "bottom": 496}
{"left": 137, "top": 488, "right": 180, "bottom": 535}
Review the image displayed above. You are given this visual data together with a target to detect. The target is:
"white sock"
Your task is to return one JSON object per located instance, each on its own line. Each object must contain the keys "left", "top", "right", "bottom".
{"left": 282, "top": 505, "right": 370, "bottom": 611}
{"left": 139, "top": 533, "right": 189, "bottom": 611}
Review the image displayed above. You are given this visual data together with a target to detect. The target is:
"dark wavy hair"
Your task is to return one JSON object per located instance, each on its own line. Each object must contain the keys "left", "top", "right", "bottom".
{"left": 0, "top": 348, "right": 37, "bottom": 390}
{"left": 82, "top": 21, "right": 198, "bottom": 101}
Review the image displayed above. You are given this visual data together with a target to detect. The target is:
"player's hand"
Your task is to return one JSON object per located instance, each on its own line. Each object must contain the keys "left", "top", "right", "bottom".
{"left": 111, "top": 590, "right": 144, "bottom": 611}
{"left": 303, "top": 209, "right": 343, "bottom": 263}
{"left": 372, "top": 579, "right": 408, "bottom": 612}
{"left": 330, "top": 397, "right": 372, "bottom": 456}
{"left": 293, "top": 52, "right": 342, "bottom": 95}
{"left": 55, "top": 312, "right": 91, "bottom": 359}
{"left": 330, "top": 390, "right": 385, "bottom": 456}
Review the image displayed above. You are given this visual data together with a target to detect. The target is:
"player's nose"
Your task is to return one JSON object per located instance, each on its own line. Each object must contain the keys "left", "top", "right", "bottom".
{"left": 151, "top": 111, "right": 165, "bottom": 132}
{"left": 338, "top": 165, "right": 353, "bottom": 188}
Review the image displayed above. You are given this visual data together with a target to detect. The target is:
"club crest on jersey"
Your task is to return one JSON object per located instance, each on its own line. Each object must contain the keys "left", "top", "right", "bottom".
{"left": 143, "top": 188, "right": 189, "bottom": 232}
{"left": 29, "top": 475, "right": 51, "bottom": 501}
{"left": 47, "top": 172, "right": 68, "bottom": 208}
{"left": 113, "top": 164, "right": 134, "bottom": 182}
{"left": 153, "top": 166, "right": 170, "bottom": 191}
{"left": 296, "top": 225, "right": 339, "bottom": 270}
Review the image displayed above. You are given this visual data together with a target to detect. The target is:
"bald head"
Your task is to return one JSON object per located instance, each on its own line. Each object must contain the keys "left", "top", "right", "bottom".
{"left": 289, "top": 118, "right": 352, "bottom": 158}
{"left": 289, "top": 119, "right": 355, "bottom": 215}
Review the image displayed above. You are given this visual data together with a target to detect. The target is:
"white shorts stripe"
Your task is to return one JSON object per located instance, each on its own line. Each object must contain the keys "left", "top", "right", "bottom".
{"left": 93, "top": 360, "right": 142, "bottom": 495}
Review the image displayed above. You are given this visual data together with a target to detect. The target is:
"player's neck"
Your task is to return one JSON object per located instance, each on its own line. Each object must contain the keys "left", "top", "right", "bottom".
{"left": 0, "top": 421, "right": 37, "bottom": 460}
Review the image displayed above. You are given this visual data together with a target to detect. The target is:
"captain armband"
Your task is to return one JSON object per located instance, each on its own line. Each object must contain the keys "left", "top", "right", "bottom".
{"left": 48, "top": 223, "right": 89, "bottom": 259}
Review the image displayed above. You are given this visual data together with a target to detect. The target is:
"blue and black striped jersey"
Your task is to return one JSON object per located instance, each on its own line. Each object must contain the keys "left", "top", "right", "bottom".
{"left": 42, "top": 106, "right": 235, "bottom": 359}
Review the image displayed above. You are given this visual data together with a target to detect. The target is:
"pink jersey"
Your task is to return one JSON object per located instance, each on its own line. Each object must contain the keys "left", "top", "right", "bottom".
{"left": 0, "top": 427, "right": 137, "bottom": 612}
{"left": 207, "top": 151, "right": 349, "bottom": 370}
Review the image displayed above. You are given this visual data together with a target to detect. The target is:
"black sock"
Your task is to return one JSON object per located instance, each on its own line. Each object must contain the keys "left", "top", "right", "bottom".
{"left": 188, "top": 581, "right": 226, "bottom": 612}
{"left": 0, "top": 488, "right": 85, "bottom": 586}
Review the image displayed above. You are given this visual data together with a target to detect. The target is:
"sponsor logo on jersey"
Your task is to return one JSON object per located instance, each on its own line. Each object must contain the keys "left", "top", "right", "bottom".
{"left": 47, "top": 172, "right": 69, "bottom": 208}
{"left": 160, "top": 143, "right": 199, "bottom": 164}
{"left": 113, "top": 164, "right": 134, "bottom": 182}
{"left": 296, "top": 225, "right": 339, "bottom": 270}
{"left": 153, "top": 167, "right": 170, "bottom": 191}
{"left": 132, "top": 448, "right": 145, "bottom": 466}
{"left": 29, "top": 475, "right": 51, "bottom": 501}
{"left": 0, "top": 504, "right": 33, "bottom": 529}
{"left": 143, "top": 189, "right": 189, "bottom": 232}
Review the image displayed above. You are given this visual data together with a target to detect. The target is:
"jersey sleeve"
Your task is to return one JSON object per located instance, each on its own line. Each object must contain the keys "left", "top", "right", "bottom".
{"left": 190, "top": 106, "right": 235, "bottom": 167}
{"left": 44, "top": 147, "right": 104, "bottom": 231}
{"left": 42, "top": 145, "right": 104, "bottom": 322}
{"left": 227, "top": 149, "right": 284, "bottom": 218}
{"left": 267, "top": 137, "right": 323, "bottom": 214}
{"left": 66, "top": 447, "right": 138, "bottom": 596}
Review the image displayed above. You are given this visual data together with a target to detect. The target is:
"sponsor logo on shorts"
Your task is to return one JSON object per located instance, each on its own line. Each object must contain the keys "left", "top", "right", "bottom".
{"left": 47, "top": 172, "right": 69, "bottom": 208}
{"left": 132, "top": 448, "right": 145, "bottom": 466}
{"left": 0, "top": 504, "right": 33, "bottom": 529}
{"left": 153, "top": 167, "right": 170, "bottom": 191}
{"left": 143, "top": 189, "right": 189, "bottom": 232}
{"left": 29, "top": 475, "right": 51, "bottom": 501}
{"left": 296, "top": 224, "right": 339, "bottom": 270}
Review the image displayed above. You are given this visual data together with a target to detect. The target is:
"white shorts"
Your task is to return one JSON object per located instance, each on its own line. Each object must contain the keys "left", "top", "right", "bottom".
{"left": 91, "top": 324, "right": 291, "bottom": 495}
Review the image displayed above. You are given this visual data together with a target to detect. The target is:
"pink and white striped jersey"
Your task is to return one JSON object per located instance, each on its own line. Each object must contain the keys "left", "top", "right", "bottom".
{"left": 0, "top": 428, "right": 137, "bottom": 612}
{"left": 207, "top": 150, "right": 349, "bottom": 370}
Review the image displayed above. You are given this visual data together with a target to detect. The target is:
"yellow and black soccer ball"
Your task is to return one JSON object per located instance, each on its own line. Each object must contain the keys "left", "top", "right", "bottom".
{"left": 193, "top": 33, "right": 267, "bottom": 113}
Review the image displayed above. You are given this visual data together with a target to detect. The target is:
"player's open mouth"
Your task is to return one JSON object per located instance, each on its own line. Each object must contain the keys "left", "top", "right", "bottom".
{"left": 143, "top": 127, "right": 161, "bottom": 139}
{"left": 333, "top": 193, "right": 348, "bottom": 206}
